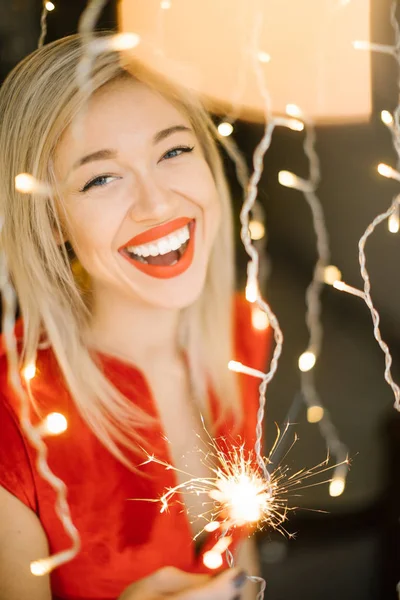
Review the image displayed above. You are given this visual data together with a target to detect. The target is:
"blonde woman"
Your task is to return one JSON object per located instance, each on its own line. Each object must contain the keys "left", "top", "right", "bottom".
{"left": 0, "top": 34, "right": 270, "bottom": 600}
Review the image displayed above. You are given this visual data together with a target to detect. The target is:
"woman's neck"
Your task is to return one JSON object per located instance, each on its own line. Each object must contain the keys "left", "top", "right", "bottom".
{"left": 86, "top": 283, "right": 182, "bottom": 368}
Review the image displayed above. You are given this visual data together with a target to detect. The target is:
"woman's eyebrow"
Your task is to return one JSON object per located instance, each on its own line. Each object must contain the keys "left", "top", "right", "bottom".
{"left": 72, "top": 125, "right": 192, "bottom": 171}
{"left": 153, "top": 124, "right": 192, "bottom": 144}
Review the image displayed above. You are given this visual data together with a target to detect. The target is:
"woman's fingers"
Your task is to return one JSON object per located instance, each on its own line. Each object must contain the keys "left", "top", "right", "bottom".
{"left": 177, "top": 567, "right": 248, "bottom": 600}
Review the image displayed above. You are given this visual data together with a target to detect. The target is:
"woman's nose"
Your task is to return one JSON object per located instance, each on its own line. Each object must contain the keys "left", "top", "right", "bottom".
{"left": 128, "top": 175, "right": 179, "bottom": 223}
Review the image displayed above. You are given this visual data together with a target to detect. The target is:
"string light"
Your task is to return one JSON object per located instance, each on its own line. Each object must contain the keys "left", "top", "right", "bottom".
{"left": 45, "top": 1, "right": 55, "bottom": 10}
{"left": 15, "top": 173, "right": 49, "bottom": 195}
{"left": 228, "top": 360, "right": 265, "bottom": 380}
{"left": 307, "top": 405, "right": 324, "bottom": 423}
{"left": 257, "top": 51, "right": 271, "bottom": 64}
{"left": 388, "top": 200, "right": 400, "bottom": 232}
{"left": 278, "top": 101, "right": 348, "bottom": 489}
{"left": 322, "top": 265, "right": 342, "bottom": 285}
{"left": 332, "top": 280, "right": 366, "bottom": 299}
{"left": 381, "top": 109, "right": 394, "bottom": 126}
{"left": 377, "top": 162, "right": 400, "bottom": 182}
{"left": 278, "top": 171, "right": 314, "bottom": 193}
{"left": 42, "top": 413, "right": 68, "bottom": 436}
{"left": 217, "top": 122, "right": 234, "bottom": 137}
{"left": 249, "top": 219, "right": 265, "bottom": 241}
{"left": 251, "top": 305, "right": 270, "bottom": 331}
{"left": 22, "top": 362, "right": 36, "bottom": 381}
{"left": 353, "top": 40, "right": 395, "bottom": 55}
{"left": 340, "top": 1, "right": 400, "bottom": 415}
{"left": 298, "top": 351, "right": 316, "bottom": 373}
{"left": 160, "top": 0, "right": 171, "bottom": 8}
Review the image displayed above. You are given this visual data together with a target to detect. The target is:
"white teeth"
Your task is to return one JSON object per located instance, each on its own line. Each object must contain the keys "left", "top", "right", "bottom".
{"left": 125, "top": 223, "right": 191, "bottom": 257}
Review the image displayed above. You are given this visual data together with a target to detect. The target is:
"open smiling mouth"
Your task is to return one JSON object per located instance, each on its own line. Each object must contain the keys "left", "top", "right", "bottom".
{"left": 118, "top": 218, "right": 196, "bottom": 280}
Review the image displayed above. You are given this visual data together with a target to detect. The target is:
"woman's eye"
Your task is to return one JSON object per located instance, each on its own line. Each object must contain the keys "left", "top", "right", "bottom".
{"left": 161, "top": 145, "right": 195, "bottom": 161}
{"left": 80, "top": 175, "right": 117, "bottom": 193}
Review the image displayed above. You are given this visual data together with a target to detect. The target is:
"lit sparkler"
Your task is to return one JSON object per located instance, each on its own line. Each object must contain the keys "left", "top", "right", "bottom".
{"left": 137, "top": 425, "right": 350, "bottom": 570}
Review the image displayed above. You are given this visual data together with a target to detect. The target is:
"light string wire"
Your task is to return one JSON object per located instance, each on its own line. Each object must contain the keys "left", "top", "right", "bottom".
{"left": 38, "top": 1, "right": 49, "bottom": 49}
{"left": 338, "top": 0, "right": 400, "bottom": 412}
{"left": 0, "top": 223, "right": 81, "bottom": 575}
{"left": 280, "top": 105, "right": 349, "bottom": 481}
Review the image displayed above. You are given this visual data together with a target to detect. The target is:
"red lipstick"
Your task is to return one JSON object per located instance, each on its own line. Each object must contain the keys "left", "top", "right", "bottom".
{"left": 119, "top": 217, "right": 193, "bottom": 250}
{"left": 118, "top": 218, "right": 196, "bottom": 280}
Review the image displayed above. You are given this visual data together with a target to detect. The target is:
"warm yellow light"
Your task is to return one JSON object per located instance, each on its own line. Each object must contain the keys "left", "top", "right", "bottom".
{"left": 203, "top": 551, "right": 223, "bottom": 570}
{"left": 108, "top": 33, "right": 141, "bottom": 51}
{"left": 45, "top": 1, "right": 55, "bottom": 11}
{"left": 278, "top": 170, "right": 298, "bottom": 189}
{"left": 381, "top": 110, "right": 393, "bottom": 126}
{"left": 329, "top": 477, "right": 345, "bottom": 497}
{"left": 160, "top": 0, "right": 171, "bottom": 7}
{"left": 249, "top": 219, "right": 265, "bottom": 240}
{"left": 298, "top": 351, "right": 316, "bottom": 372}
{"left": 388, "top": 213, "right": 400, "bottom": 233}
{"left": 228, "top": 360, "right": 242, "bottom": 372}
{"left": 23, "top": 363, "right": 36, "bottom": 381}
{"left": 333, "top": 280, "right": 345, "bottom": 291}
{"left": 31, "top": 558, "right": 52, "bottom": 576}
{"left": 352, "top": 40, "right": 370, "bottom": 50}
{"left": 251, "top": 306, "right": 269, "bottom": 331}
{"left": 43, "top": 412, "right": 68, "bottom": 435}
{"left": 378, "top": 163, "right": 394, "bottom": 178}
{"left": 286, "top": 103, "right": 302, "bottom": 118}
{"left": 307, "top": 405, "right": 324, "bottom": 423}
{"left": 257, "top": 51, "right": 271, "bottom": 63}
{"left": 217, "top": 122, "right": 234, "bottom": 137}
{"left": 323, "top": 265, "right": 342, "bottom": 285}
{"left": 15, "top": 173, "right": 36, "bottom": 193}
{"left": 245, "top": 280, "right": 258, "bottom": 303}
{"left": 204, "top": 521, "right": 221, "bottom": 532}
{"left": 287, "top": 118, "right": 305, "bottom": 132}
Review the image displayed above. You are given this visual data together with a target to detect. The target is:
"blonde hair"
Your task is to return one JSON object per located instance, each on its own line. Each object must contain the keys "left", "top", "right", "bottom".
{"left": 0, "top": 34, "right": 241, "bottom": 468}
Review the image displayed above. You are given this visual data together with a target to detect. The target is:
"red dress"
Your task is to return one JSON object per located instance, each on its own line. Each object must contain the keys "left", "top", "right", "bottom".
{"left": 0, "top": 295, "right": 270, "bottom": 600}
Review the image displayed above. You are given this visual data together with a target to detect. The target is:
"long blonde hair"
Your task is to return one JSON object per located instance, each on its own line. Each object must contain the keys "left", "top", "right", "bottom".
{"left": 0, "top": 34, "right": 241, "bottom": 468}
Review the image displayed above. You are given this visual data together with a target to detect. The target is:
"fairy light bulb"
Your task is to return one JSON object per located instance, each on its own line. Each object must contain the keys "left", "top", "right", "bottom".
{"left": 286, "top": 103, "right": 302, "bottom": 119}
{"left": 378, "top": 163, "right": 394, "bottom": 178}
{"left": 287, "top": 118, "right": 305, "bottom": 132}
{"left": 23, "top": 363, "right": 36, "bottom": 381}
{"left": 389, "top": 212, "right": 400, "bottom": 233}
{"left": 257, "top": 51, "right": 271, "bottom": 63}
{"left": 204, "top": 521, "right": 221, "bottom": 533}
{"left": 217, "top": 122, "right": 234, "bottom": 137}
{"left": 249, "top": 219, "right": 265, "bottom": 240}
{"left": 251, "top": 306, "right": 269, "bottom": 331}
{"left": 323, "top": 265, "right": 342, "bottom": 285}
{"left": 203, "top": 551, "right": 223, "bottom": 570}
{"left": 45, "top": 1, "right": 55, "bottom": 10}
{"left": 307, "top": 405, "right": 324, "bottom": 423}
{"left": 31, "top": 559, "right": 52, "bottom": 576}
{"left": 43, "top": 412, "right": 68, "bottom": 435}
{"left": 353, "top": 40, "right": 370, "bottom": 50}
{"left": 329, "top": 476, "right": 345, "bottom": 497}
{"left": 245, "top": 279, "right": 258, "bottom": 303}
{"left": 278, "top": 170, "right": 299, "bottom": 189}
{"left": 161, "top": 0, "right": 171, "bottom": 7}
{"left": 381, "top": 110, "right": 394, "bottom": 126}
{"left": 298, "top": 351, "right": 316, "bottom": 372}
{"left": 107, "top": 33, "right": 140, "bottom": 51}
{"left": 15, "top": 173, "right": 37, "bottom": 193}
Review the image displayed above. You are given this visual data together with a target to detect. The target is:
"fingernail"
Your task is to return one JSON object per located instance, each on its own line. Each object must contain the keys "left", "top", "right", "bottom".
{"left": 233, "top": 570, "right": 247, "bottom": 589}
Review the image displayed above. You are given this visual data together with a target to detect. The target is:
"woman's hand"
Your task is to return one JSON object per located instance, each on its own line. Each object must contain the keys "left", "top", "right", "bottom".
{"left": 118, "top": 566, "right": 247, "bottom": 600}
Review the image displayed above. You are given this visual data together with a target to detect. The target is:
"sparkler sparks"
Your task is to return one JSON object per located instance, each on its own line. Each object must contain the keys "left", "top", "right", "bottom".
{"left": 137, "top": 426, "right": 350, "bottom": 570}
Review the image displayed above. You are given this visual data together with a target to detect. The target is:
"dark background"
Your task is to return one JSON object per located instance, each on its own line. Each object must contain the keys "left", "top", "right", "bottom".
{"left": 1, "top": 1, "right": 400, "bottom": 598}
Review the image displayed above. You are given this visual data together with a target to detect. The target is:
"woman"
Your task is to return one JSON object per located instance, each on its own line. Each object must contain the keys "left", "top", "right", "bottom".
{"left": 0, "top": 34, "right": 270, "bottom": 600}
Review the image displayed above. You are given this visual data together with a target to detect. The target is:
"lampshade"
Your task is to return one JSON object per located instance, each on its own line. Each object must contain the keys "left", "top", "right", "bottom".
{"left": 119, "top": 0, "right": 371, "bottom": 124}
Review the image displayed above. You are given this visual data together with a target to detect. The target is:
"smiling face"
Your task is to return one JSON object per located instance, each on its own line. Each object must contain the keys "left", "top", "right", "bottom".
{"left": 54, "top": 77, "right": 221, "bottom": 310}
